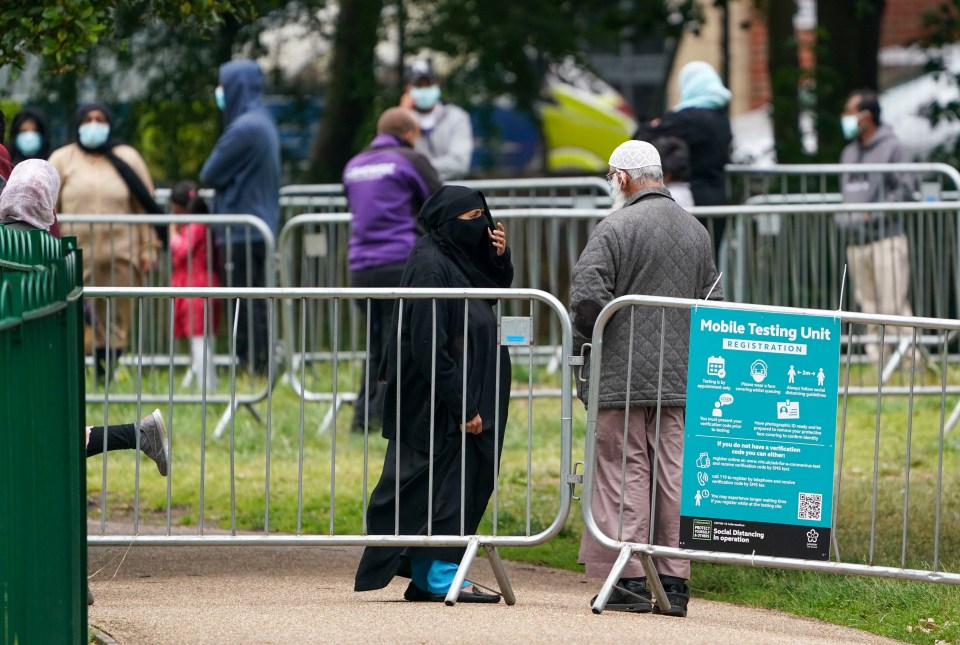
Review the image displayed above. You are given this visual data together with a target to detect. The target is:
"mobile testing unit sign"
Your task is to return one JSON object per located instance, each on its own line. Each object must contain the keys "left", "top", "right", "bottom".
{"left": 679, "top": 307, "right": 840, "bottom": 560}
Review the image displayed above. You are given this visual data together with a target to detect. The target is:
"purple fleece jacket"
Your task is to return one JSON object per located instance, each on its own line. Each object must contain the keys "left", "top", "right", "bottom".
{"left": 343, "top": 133, "right": 442, "bottom": 271}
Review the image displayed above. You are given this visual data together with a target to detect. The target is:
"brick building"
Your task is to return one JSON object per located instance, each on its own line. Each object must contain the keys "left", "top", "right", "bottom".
{"left": 672, "top": 0, "right": 944, "bottom": 115}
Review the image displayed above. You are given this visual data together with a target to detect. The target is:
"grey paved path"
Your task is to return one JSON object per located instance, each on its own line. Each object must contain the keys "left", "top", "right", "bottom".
{"left": 87, "top": 543, "right": 902, "bottom": 644}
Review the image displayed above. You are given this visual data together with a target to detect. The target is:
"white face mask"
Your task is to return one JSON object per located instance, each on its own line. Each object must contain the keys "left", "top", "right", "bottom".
{"left": 78, "top": 122, "right": 110, "bottom": 149}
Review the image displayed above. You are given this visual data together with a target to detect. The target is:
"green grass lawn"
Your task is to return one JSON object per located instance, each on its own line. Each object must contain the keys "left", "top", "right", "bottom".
{"left": 85, "top": 356, "right": 960, "bottom": 644}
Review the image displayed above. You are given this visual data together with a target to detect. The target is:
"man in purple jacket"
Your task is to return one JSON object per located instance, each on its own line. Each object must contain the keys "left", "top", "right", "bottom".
{"left": 344, "top": 107, "right": 442, "bottom": 430}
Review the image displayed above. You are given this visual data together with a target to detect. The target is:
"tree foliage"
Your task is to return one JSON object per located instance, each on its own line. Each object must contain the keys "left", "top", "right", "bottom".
{"left": 0, "top": 1, "right": 257, "bottom": 73}
{"left": 405, "top": 0, "right": 698, "bottom": 109}
{"left": 814, "top": 0, "right": 885, "bottom": 161}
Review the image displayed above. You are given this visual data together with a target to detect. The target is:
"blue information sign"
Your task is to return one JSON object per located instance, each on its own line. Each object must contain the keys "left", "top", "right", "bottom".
{"left": 679, "top": 307, "right": 840, "bottom": 560}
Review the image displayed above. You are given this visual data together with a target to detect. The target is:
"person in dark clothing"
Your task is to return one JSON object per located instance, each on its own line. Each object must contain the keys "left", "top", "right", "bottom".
{"left": 343, "top": 107, "right": 442, "bottom": 431}
{"left": 354, "top": 186, "right": 512, "bottom": 603}
{"left": 9, "top": 108, "right": 52, "bottom": 165}
{"left": 635, "top": 60, "right": 732, "bottom": 258}
{"left": 201, "top": 59, "right": 281, "bottom": 374}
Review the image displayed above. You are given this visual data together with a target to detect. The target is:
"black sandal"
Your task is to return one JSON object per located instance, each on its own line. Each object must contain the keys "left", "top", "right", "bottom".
{"left": 403, "top": 581, "right": 501, "bottom": 604}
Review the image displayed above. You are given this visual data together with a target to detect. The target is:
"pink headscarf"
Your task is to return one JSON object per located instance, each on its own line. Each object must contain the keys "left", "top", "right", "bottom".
{"left": 0, "top": 159, "right": 61, "bottom": 231}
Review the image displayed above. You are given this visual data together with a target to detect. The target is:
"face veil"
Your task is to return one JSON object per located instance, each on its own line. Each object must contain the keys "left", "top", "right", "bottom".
{"left": 418, "top": 185, "right": 513, "bottom": 289}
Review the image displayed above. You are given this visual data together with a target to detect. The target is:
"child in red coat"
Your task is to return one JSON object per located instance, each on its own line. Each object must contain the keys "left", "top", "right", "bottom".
{"left": 169, "top": 180, "right": 220, "bottom": 390}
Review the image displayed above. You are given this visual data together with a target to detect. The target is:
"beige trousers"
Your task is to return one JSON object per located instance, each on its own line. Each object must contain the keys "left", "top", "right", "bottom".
{"left": 847, "top": 234, "right": 913, "bottom": 363}
{"left": 579, "top": 406, "right": 689, "bottom": 580}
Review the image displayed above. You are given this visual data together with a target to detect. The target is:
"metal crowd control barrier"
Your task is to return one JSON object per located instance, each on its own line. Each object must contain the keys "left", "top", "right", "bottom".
{"left": 153, "top": 187, "right": 216, "bottom": 209}
{"left": 279, "top": 176, "right": 612, "bottom": 222}
{"left": 1, "top": 227, "right": 87, "bottom": 642}
{"left": 280, "top": 200, "right": 960, "bottom": 365}
{"left": 726, "top": 162, "right": 960, "bottom": 205}
{"left": 278, "top": 208, "right": 608, "bottom": 410}
{"left": 84, "top": 286, "right": 575, "bottom": 606}
{"left": 63, "top": 214, "right": 277, "bottom": 436}
{"left": 686, "top": 201, "right": 960, "bottom": 314}
{"left": 581, "top": 295, "right": 960, "bottom": 613}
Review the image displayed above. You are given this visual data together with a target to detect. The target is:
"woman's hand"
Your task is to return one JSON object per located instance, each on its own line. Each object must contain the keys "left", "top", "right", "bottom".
{"left": 488, "top": 222, "right": 506, "bottom": 256}
{"left": 461, "top": 414, "right": 483, "bottom": 435}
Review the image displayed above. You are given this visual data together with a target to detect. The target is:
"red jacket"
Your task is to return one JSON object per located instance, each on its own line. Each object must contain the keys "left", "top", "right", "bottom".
{"left": 0, "top": 144, "right": 12, "bottom": 181}
{"left": 170, "top": 223, "right": 221, "bottom": 337}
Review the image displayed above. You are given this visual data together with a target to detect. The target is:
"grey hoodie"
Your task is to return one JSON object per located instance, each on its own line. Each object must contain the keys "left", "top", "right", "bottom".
{"left": 413, "top": 102, "right": 473, "bottom": 180}
{"left": 837, "top": 124, "right": 916, "bottom": 243}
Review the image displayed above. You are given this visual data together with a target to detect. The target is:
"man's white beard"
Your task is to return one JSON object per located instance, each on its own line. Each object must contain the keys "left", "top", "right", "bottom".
{"left": 610, "top": 179, "right": 628, "bottom": 212}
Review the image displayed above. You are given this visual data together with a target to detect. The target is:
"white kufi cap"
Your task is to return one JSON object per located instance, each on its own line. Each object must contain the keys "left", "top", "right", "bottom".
{"left": 608, "top": 140, "right": 661, "bottom": 170}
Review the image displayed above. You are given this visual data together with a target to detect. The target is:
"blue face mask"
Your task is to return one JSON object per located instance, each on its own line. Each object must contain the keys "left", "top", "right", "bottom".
{"left": 78, "top": 122, "right": 110, "bottom": 149}
{"left": 840, "top": 114, "right": 861, "bottom": 141}
{"left": 215, "top": 86, "right": 226, "bottom": 111}
{"left": 15, "top": 131, "right": 42, "bottom": 157}
{"left": 410, "top": 85, "right": 441, "bottom": 110}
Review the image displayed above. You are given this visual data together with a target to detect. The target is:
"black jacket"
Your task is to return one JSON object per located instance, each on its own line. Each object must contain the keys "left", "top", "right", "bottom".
{"left": 635, "top": 107, "right": 732, "bottom": 207}
{"left": 379, "top": 236, "right": 513, "bottom": 453}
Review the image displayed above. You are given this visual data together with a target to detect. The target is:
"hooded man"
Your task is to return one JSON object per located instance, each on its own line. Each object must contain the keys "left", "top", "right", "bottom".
{"left": 570, "top": 140, "right": 722, "bottom": 618}
{"left": 400, "top": 59, "right": 473, "bottom": 181}
{"left": 201, "top": 59, "right": 281, "bottom": 374}
{"left": 343, "top": 107, "right": 442, "bottom": 430}
{"left": 837, "top": 88, "right": 916, "bottom": 364}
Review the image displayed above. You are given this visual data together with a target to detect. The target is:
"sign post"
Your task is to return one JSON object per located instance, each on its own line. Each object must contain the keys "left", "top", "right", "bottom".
{"left": 679, "top": 307, "right": 840, "bottom": 559}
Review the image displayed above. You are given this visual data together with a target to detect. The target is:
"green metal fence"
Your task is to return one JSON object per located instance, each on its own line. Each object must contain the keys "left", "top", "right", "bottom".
{"left": 1, "top": 225, "right": 86, "bottom": 644}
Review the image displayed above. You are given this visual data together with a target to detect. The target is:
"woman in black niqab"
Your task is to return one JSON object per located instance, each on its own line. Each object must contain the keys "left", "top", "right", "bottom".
{"left": 354, "top": 186, "right": 513, "bottom": 603}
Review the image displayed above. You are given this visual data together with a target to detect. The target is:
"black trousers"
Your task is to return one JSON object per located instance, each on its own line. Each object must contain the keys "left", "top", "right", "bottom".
{"left": 221, "top": 241, "right": 269, "bottom": 373}
{"left": 353, "top": 422, "right": 504, "bottom": 592}
{"left": 350, "top": 262, "right": 406, "bottom": 428}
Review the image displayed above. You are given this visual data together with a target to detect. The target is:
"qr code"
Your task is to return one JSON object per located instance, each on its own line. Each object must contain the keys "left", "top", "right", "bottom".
{"left": 798, "top": 492, "right": 822, "bottom": 521}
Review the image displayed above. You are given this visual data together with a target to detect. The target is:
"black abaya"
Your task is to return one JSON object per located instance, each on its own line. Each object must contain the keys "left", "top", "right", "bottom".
{"left": 354, "top": 187, "right": 513, "bottom": 592}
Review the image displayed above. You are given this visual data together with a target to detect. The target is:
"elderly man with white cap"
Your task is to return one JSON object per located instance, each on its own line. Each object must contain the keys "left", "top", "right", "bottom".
{"left": 570, "top": 140, "right": 722, "bottom": 617}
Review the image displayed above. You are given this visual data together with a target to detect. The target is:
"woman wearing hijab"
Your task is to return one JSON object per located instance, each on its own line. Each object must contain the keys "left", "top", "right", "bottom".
{"left": 635, "top": 60, "right": 733, "bottom": 256}
{"left": 48, "top": 103, "right": 161, "bottom": 380}
{"left": 0, "top": 159, "right": 60, "bottom": 232}
{"left": 354, "top": 185, "right": 513, "bottom": 603}
{"left": 9, "top": 108, "right": 52, "bottom": 165}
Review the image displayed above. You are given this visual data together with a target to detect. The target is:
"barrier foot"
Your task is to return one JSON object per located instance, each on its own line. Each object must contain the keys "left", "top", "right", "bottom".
{"left": 880, "top": 338, "right": 912, "bottom": 384}
{"left": 641, "top": 552, "right": 670, "bottom": 612}
{"left": 591, "top": 545, "right": 632, "bottom": 614}
{"left": 445, "top": 538, "right": 480, "bottom": 606}
{"left": 484, "top": 546, "right": 517, "bottom": 606}
{"left": 244, "top": 402, "right": 264, "bottom": 426}
{"left": 213, "top": 405, "right": 235, "bottom": 439}
{"left": 318, "top": 394, "right": 348, "bottom": 435}
{"left": 946, "top": 399, "right": 960, "bottom": 434}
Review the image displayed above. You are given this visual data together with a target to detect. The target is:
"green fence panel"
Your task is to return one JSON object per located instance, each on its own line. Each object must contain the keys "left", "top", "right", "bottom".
{"left": 0, "top": 225, "right": 86, "bottom": 644}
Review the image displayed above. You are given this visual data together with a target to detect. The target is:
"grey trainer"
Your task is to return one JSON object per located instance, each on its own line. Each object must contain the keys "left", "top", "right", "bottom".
{"left": 138, "top": 409, "right": 169, "bottom": 476}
